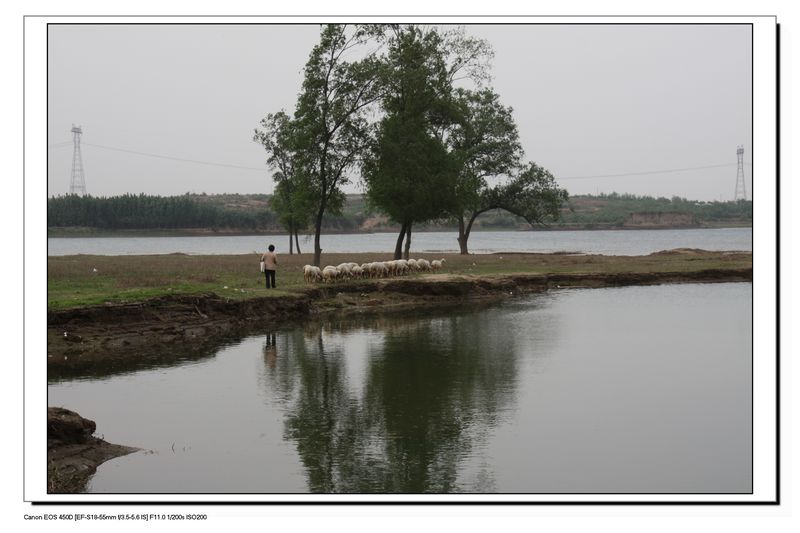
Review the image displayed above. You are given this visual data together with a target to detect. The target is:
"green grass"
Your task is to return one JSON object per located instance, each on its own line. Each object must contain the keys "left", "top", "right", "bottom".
{"left": 47, "top": 251, "right": 752, "bottom": 310}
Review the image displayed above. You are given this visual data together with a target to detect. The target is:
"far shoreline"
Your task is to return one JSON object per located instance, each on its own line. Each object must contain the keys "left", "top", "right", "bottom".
{"left": 47, "top": 223, "right": 753, "bottom": 239}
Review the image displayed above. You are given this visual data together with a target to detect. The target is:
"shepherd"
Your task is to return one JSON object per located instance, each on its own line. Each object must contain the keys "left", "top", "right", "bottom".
{"left": 261, "top": 244, "right": 278, "bottom": 289}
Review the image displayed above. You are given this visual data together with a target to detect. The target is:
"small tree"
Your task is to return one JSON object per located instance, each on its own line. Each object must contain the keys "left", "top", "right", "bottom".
{"left": 270, "top": 178, "right": 314, "bottom": 254}
{"left": 254, "top": 111, "right": 314, "bottom": 254}
{"left": 447, "top": 88, "right": 523, "bottom": 253}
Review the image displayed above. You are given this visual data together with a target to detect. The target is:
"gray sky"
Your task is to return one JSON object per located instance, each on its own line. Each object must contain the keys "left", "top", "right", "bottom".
{"left": 47, "top": 23, "right": 752, "bottom": 201}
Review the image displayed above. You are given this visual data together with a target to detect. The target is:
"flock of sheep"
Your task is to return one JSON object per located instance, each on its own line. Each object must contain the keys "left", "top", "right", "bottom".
{"left": 303, "top": 258, "right": 447, "bottom": 283}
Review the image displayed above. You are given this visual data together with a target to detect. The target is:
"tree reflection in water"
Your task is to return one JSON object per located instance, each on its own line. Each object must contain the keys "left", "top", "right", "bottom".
{"left": 262, "top": 308, "right": 523, "bottom": 493}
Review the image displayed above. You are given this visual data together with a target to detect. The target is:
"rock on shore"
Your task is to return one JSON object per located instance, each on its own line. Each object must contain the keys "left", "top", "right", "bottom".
{"left": 47, "top": 407, "right": 138, "bottom": 493}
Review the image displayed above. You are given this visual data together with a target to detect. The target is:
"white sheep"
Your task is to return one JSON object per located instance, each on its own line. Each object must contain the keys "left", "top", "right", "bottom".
{"left": 386, "top": 260, "right": 401, "bottom": 276}
{"left": 416, "top": 258, "right": 431, "bottom": 272}
{"left": 352, "top": 265, "right": 364, "bottom": 278}
{"left": 336, "top": 263, "right": 352, "bottom": 279}
{"left": 407, "top": 258, "right": 419, "bottom": 272}
{"left": 431, "top": 258, "right": 446, "bottom": 271}
{"left": 395, "top": 259, "right": 408, "bottom": 275}
{"left": 371, "top": 261, "right": 388, "bottom": 278}
{"left": 322, "top": 266, "right": 339, "bottom": 283}
{"left": 303, "top": 264, "right": 322, "bottom": 283}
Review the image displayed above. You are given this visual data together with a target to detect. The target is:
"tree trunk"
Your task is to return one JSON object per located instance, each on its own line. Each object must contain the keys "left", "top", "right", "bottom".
{"left": 314, "top": 207, "right": 325, "bottom": 267}
{"left": 463, "top": 213, "right": 479, "bottom": 254}
{"left": 403, "top": 222, "right": 412, "bottom": 260}
{"left": 288, "top": 222, "right": 294, "bottom": 255}
{"left": 459, "top": 211, "right": 483, "bottom": 255}
{"left": 294, "top": 230, "right": 301, "bottom": 254}
{"left": 457, "top": 216, "right": 468, "bottom": 255}
{"left": 393, "top": 222, "right": 408, "bottom": 260}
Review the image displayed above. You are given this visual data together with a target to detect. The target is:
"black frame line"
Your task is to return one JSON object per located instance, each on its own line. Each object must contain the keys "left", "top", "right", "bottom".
{"left": 29, "top": 16, "right": 778, "bottom": 506}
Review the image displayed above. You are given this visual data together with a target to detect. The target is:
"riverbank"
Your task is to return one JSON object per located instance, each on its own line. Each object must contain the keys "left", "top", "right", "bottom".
{"left": 48, "top": 249, "right": 752, "bottom": 366}
{"left": 48, "top": 249, "right": 752, "bottom": 309}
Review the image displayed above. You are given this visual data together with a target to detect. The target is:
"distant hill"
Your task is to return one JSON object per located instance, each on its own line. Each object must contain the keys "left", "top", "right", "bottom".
{"left": 47, "top": 192, "right": 752, "bottom": 235}
{"left": 557, "top": 193, "right": 751, "bottom": 229}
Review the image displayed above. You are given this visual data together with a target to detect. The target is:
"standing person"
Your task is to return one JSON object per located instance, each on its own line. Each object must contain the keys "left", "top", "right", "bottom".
{"left": 261, "top": 244, "right": 278, "bottom": 289}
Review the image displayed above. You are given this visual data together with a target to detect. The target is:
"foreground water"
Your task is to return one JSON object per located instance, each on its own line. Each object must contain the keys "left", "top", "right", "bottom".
{"left": 47, "top": 227, "right": 752, "bottom": 256}
{"left": 48, "top": 283, "right": 752, "bottom": 494}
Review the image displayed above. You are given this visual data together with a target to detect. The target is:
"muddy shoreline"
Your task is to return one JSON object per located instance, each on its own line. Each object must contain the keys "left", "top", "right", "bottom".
{"left": 48, "top": 269, "right": 752, "bottom": 366}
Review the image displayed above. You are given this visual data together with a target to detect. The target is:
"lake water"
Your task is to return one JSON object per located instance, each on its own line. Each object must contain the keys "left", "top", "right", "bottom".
{"left": 48, "top": 283, "right": 752, "bottom": 494}
{"left": 47, "top": 227, "right": 752, "bottom": 257}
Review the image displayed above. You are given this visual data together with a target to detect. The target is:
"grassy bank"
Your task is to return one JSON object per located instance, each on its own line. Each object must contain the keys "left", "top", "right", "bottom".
{"left": 48, "top": 250, "right": 752, "bottom": 310}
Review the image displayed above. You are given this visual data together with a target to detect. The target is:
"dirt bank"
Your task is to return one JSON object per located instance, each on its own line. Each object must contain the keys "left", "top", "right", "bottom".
{"left": 48, "top": 268, "right": 752, "bottom": 370}
{"left": 47, "top": 407, "right": 138, "bottom": 493}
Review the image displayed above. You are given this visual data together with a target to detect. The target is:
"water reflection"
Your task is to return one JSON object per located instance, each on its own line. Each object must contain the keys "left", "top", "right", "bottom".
{"left": 47, "top": 335, "right": 235, "bottom": 383}
{"left": 261, "top": 310, "right": 523, "bottom": 493}
{"left": 263, "top": 332, "right": 278, "bottom": 369}
{"left": 48, "top": 284, "right": 751, "bottom": 494}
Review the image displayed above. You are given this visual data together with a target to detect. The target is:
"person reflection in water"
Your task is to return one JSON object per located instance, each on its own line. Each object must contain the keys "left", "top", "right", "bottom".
{"left": 263, "top": 332, "right": 277, "bottom": 369}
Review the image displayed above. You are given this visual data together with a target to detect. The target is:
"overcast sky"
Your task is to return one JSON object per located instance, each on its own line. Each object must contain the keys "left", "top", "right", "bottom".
{"left": 47, "top": 23, "right": 752, "bottom": 201}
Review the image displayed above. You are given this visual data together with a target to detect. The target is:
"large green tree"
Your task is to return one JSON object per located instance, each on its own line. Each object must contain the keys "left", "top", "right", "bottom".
{"left": 364, "top": 115, "right": 459, "bottom": 259}
{"left": 290, "top": 24, "right": 383, "bottom": 266}
{"left": 362, "top": 26, "right": 461, "bottom": 259}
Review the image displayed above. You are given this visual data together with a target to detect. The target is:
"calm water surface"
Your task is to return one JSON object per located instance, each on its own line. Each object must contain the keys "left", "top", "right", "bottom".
{"left": 47, "top": 227, "right": 752, "bottom": 256}
{"left": 48, "top": 283, "right": 752, "bottom": 494}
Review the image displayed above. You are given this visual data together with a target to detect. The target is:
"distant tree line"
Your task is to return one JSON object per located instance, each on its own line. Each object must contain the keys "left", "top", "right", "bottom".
{"left": 47, "top": 192, "right": 752, "bottom": 234}
{"left": 47, "top": 193, "right": 278, "bottom": 230}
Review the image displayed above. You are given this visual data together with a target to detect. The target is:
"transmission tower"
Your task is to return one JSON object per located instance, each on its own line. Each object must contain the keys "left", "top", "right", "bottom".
{"left": 69, "top": 125, "right": 87, "bottom": 195}
{"left": 734, "top": 145, "right": 746, "bottom": 201}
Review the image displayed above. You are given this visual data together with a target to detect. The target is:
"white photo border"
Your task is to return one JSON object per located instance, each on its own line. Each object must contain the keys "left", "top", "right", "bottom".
{"left": 25, "top": 14, "right": 778, "bottom": 504}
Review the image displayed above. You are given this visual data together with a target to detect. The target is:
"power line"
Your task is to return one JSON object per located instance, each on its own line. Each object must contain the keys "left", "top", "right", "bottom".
{"left": 50, "top": 139, "right": 753, "bottom": 181}
{"left": 81, "top": 142, "right": 268, "bottom": 172}
{"left": 558, "top": 163, "right": 741, "bottom": 181}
